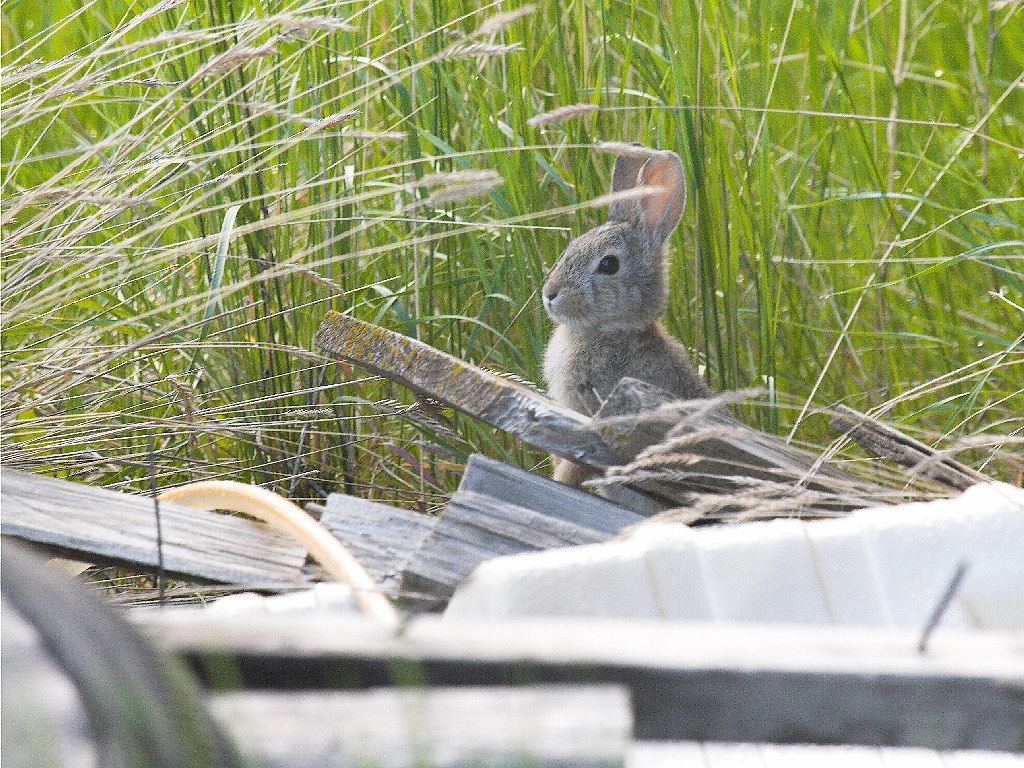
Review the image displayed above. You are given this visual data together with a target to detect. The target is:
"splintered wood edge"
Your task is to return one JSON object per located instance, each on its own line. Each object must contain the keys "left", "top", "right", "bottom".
{"left": 314, "top": 311, "right": 623, "bottom": 468}
{"left": 830, "top": 405, "right": 987, "bottom": 491}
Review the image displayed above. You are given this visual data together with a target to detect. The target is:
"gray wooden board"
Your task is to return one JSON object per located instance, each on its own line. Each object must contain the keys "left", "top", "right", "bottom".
{"left": 210, "top": 685, "right": 629, "bottom": 768}
{"left": 633, "top": 417, "right": 884, "bottom": 496}
{"left": 1, "top": 468, "right": 308, "bottom": 587}
{"left": 400, "top": 489, "right": 613, "bottom": 611}
{"left": 628, "top": 742, "right": 1016, "bottom": 767}
{"left": 314, "top": 312, "right": 624, "bottom": 468}
{"left": 590, "top": 378, "right": 901, "bottom": 513}
{"left": 830, "top": 404, "right": 989, "bottom": 492}
{"left": 459, "top": 453, "right": 645, "bottom": 531}
{"left": 139, "top": 613, "right": 1024, "bottom": 752}
{"left": 310, "top": 494, "right": 437, "bottom": 587}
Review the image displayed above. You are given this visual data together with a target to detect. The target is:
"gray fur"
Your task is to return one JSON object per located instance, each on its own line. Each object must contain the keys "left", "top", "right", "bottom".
{"left": 542, "top": 149, "right": 710, "bottom": 482}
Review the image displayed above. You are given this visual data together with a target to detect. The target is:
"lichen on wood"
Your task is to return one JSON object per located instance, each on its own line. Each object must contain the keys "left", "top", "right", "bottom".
{"left": 314, "top": 312, "right": 623, "bottom": 468}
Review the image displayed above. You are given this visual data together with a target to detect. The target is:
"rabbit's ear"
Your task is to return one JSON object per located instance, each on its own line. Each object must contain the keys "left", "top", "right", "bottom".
{"left": 636, "top": 151, "right": 687, "bottom": 245}
{"left": 608, "top": 153, "right": 645, "bottom": 222}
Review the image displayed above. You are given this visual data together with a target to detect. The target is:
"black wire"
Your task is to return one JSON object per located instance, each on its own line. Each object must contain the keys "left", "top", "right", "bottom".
{"left": 149, "top": 433, "right": 165, "bottom": 605}
{"left": 918, "top": 560, "right": 970, "bottom": 653}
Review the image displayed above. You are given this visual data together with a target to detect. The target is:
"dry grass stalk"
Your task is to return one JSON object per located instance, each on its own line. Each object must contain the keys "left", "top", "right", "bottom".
{"left": 527, "top": 103, "right": 599, "bottom": 127}
{"left": 595, "top": 141, "right": 663, "bottom": 159}
{"left": 195, "top": 44, "right": 277, "bottom": 77}
{"left": 475, "top": 5, "right": 537, "bottom": 36}
{"left": 415, "top": 170, "right": 504, "bottom": 205}
{"left": 436, "top": 41, "right": 523, "bottom": 60}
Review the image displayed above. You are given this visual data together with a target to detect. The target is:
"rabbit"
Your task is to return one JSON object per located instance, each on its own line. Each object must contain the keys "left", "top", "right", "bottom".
{"left": 542, "top": 148, "right": 712, "bottom": 485}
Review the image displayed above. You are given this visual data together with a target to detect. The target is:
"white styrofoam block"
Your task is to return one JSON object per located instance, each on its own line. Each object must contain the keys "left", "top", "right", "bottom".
{"left": 960, "top": 570, "right": 1024, "bottom": 631}
{"left": 628, "top": 525, "right": 714, "bottom": 620}
{"left": 446, "top": 536, "right": 664, "bottom": 619}
{"left": 691, "top": 518, "right": 830, "bottom": 623}
{"left": 851, "top": 482, "right": 1024, "bottom": 630}
{"left": 207, "top": 591, "right": 269, "bottom": 616}
{"left": 207, "top": 583, "right": 359, "bottom": 617}
{"left": 803, "top": 516, "right": 891, "bottom": 626}
{"left": 445, "top": 482, "right": 1024, "bottom": 628}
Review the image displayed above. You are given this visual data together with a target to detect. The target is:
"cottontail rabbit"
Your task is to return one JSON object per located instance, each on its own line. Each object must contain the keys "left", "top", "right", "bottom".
{"left": 542, "top": 148, "right": 711, "bottom": 484}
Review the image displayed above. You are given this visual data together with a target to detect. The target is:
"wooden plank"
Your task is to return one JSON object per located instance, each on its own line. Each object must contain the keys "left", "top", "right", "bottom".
{"left": 309, "top": 457, "right": 643, "bottom": 609}
{"left": 310, "top": 494, "right": 437, "bottom": 588}
{"left": 629, "top": 742, "right": 1003, "bottom": 767}
{"left": 313, "top": 312, "right": 624, "bottom": 469}
{"left": 830, "top": 405, "right": 989, "bottom": 492}
{"left": 210, "top": 686, "right": 629, "bottom": 768}
{"left": 400, "top": 490, "right": 613, "bottom": 611}
{"left": 1, "top": 468, "right": 308, "bottom": 587}
{"left": 140, "top": 613, "right": 1024, "bottom": 752}
{"left": 458, "top": 454, "right": 644, "bottom": 532}
{"left": 589, "top": 378, "right": 901, "bottom": 516}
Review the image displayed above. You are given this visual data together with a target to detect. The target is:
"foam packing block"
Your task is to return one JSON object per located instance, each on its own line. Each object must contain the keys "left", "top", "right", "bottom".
{"left": 445, "top": 482, "right": 1024, "bottom": 628}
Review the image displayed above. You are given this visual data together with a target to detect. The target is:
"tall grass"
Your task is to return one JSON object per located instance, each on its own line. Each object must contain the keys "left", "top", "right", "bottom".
{"left": 3, "top": 0, "right": 1022, "bottom": 506}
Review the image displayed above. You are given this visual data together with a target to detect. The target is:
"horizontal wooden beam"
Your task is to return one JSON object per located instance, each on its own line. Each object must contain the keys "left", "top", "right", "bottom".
{"left": 211, "top": 686, "right": 630, "bottom": 767}
{"left": 141, "top": 612, "right": 1024, "bottom": 752}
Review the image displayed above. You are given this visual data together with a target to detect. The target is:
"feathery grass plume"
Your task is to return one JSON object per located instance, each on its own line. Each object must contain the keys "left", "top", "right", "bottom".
{"left": 194, "top": 44, "right": 277, "bottom": 77}
{"left": 435, "top": 41, "right": 523, "bottom": 61}
{"left": 527, "top": 103, "right": 599, "bottom": 127}
{"left": 300, "top": 111, "right": 361, "bottom": 132}
{"left": 414, "top": 170, "right": 504, "bottom": 205}
{"left": 475, "top": 5, "right": 537, "bottom": 36}
{"left": 266, "top": 14, "right": 357, "bottom": 37}
{"left": 594, "top": 141, "right": 663, "bottom": 159}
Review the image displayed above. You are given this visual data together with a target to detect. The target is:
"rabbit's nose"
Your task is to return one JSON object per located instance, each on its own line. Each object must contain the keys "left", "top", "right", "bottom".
{"left": 543, "top": 283, "right": 558, "bottom": 303}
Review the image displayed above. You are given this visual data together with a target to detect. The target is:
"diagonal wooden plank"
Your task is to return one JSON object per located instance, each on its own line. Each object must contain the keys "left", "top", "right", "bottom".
{"left": 830, "top": 405, "right": 989, "bottom": 492}
{"left": 313, "top": 311, "right": 623, "bottom": 468}
{"left": 1, "top": 468, "right": 308, "bottom": 587}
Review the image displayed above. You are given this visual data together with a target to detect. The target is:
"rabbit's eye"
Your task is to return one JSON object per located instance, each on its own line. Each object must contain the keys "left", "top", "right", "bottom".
{"left": 596, "top": 255, "right": 620, "bottom": 275}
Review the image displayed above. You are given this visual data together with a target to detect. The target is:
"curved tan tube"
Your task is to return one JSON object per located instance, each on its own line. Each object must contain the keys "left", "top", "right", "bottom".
{"left": 158, "top": 481, "right": 396, "bottom": 622}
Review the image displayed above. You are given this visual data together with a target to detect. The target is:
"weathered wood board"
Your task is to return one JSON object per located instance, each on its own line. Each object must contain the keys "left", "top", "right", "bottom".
{"left": 830, "top": 404, "right": 989, "bottom": 492}
{"left": 140, "top": 612, "right": 1024, "bottom": 752}
{"left": 1, "top": 468, "right": 309, "bottom": 587}
{"left": 314, "top": 311, "right": 624, "bottom": 468}
{"left": 458, "top": 453, "right": 644, "bottom": 531}
{"left": 309, "top": 493, "right": 437, "bottom": 589}
{"left": 400, "top": 489, "right": 614, "bottom": 611}
{"left": 308, "top": 456, "right": 641, "bottom": 610}
{"left": 210, "top": 686, "right": 629, "bottom": 768}
{"left": 590, "top": 378, "right": 903, "bottom": 515}
{"left": 314, "top": 312, "right": 906, "bottom": 518}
